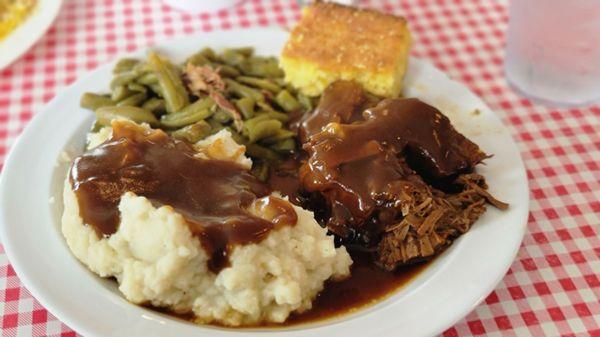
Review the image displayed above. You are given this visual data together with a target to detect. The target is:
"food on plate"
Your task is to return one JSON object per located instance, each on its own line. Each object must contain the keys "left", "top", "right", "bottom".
{"left": 280, "top": 2, "right": 411, "bottom": 97}
{"left": 80, "top": 47, "right": 309, "bottom": 181}
{"left": 63, "top": 121, "right": 351, "bottom": 326}
{"left": 0, "top": 0, "right": 36, "bottom": 41}
{"left": 297, "top": 81, "right": 508, "bottom": 270}
{"left": 62, "top": 3, "right": 507, "bottom": 328}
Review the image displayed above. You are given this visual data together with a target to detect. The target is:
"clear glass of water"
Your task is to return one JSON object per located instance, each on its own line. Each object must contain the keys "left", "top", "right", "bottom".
{"left": 505, "top": 0, "right": 600, "bottom": 107}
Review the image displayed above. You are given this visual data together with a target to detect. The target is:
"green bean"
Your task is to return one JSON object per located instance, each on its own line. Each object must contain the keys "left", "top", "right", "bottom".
{"left": 236, "top": 76, "right": 281, "bottom": 93}
{"left": 243, "top": 114, "right": 271, "bottom": 131}
{"left": 113, "top": 58, "right": 140, "bottom": 74}
{"left": 260, "top": 128, "right": 296, "bottom": 144}
{"left": 271, "top": 138, "right": 296, "bottom": 153}
{"left": 80, "top": 93, "right": 115, "bottom": 110}
{"left": 186, "top": 53, "right": 210, "bottom": 66}
{"left": 148, "top": 52, "right": 189, "bottom": 113}
{"left": 171, "top": 121, "right": 212, "bottom": 143}
{"left": 212, "top": 108, "right": 232, "bottom": 123}
{"left": 127, "top": 83, "right": 147, "bottom": 93}
{"left": 246, "top": 119, "right": 282, "bottom": 143}
{"left": 136, "top": 72, "right": 158, "bottom": 85}
{"left": 239, "top": 58, "right": 284, "bottom": 78}
{"left": 297, "top": 93, "right": 313, "bottom": 111}
{"left": 148, "top": 83, "right": 164, "bottom": 97}
{"left": 275, "top": 90, "right": 301, "bottom": 112}
{"left": 220, "top": 49, "right": 246, "bottom": 67}
{"left": 110, "top": 72, "right": 138, "bottom": 90}
{"left": 227, "top": 128, "right": 249, "bottom": 145}
{"left": 217, "top": 64, "right": 241, "bottom": 77}
{"left": 111, "top": 85, "right": 135, "bottom": 101}
{"left": 234, "top": 97, "right": 255, "bottom": 119}
{"left": 117, "top": 92, "right": 147, "bottom": 107}
{"left": 95, "top": 106, "right": 159, "bottom": 127}
{"left": 200, "top": 47, "right": 217, "bottom": 61}
{"left": 256, "top": 109, "right": 289, "bottom": 122}
{"left": 227, "top": 47, "right": 254, "bottom": 57}
{"left": 224, "top": 79, "right": 263, "bottom": 101}
{"left": 207, "top": 118, "right": 226, "bottom": 134}
{"left": 251, "top": 160, "right": 269, "bottom": 182}
{"left": 142, "top": 98, "right": 166, "bottom": 115}
{"left": 246, "top": 143, "right": 281, "bottom": 162}
{"left": 132, "top": 62, "right": 152, "bottom": 76}
{"left": 160, "top": 97, "right": 215, "bottom": 128}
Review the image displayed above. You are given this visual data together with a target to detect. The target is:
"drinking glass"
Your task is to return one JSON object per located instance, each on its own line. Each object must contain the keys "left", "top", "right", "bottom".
{"left": 504, "top": 0, "right": 600, "bottom": 107}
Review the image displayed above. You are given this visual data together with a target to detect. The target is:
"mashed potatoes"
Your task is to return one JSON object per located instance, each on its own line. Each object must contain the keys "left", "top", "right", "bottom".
{"left": 62, "top": 128, "right": 352, "bottom": 326}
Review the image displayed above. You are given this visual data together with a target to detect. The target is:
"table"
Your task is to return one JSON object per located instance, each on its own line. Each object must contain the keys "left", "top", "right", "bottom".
{"left": 0, "top": 0, "right": 598, "bottom": 336}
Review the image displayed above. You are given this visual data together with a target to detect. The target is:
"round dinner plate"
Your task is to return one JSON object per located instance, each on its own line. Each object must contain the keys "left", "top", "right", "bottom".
{"left": 0, "top": 29, "right": 528, "bottom": 337}
{"left": 0, "top": 0, "right": 63, "bottom": 70}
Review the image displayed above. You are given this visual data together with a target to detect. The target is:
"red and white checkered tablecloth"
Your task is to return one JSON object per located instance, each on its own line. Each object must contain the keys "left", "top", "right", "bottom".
{"left": 0, "top": 0, "right": 598, "bottom": 336}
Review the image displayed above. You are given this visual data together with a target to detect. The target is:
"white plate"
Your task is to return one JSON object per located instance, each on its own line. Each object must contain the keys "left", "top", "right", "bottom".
{"left": 0, "top": 29, "right": 528, "bottom": 337}
{"left": 0, "top": 0, "right": 63, "bottom": 69}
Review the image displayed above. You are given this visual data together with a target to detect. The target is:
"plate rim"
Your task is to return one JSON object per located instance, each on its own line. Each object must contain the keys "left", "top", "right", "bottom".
{"left": 0, "top": 28, "right": 529, "bottom": 337}
{"left": 0, "top": 0, "right": 64, "bottom": 70}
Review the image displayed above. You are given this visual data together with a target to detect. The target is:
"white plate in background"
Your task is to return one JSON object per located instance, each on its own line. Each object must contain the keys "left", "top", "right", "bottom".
{"left": 0, "top": 0, "right": 63, "bottom": 69}
{"left": 0, "top": 29, "right": 528, "bottom": 337}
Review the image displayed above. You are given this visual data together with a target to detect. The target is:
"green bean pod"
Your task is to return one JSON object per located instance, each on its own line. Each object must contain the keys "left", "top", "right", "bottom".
{"left": 297, "top": 93, "right": 313, "bottom": 111}
{"left": 246, "top": 119, "right": 282, "bottom": 143}
{"left": 220, "top": 49, "right": 246, "bottom": 67}
{"left": 200, "top": 47, "right": 217, "bottom": 61}
{"left": 113, "top": 58, "right": 140, "bottom": 74}
{"left": 136, "top": 72, "right": 158, "bottom": 85}
{"left": 160, "top": 97, "right": 215, "bottom": 128}
{"left": 148, "top": 83, "right": 164, "bottom": 97}
{"left": 271, "top": 138, "right": 296, "bottom": 153}
{"left": 224, "top": 79, "right": 263, "bottom": 101}
{"left": 246, "top": 143, "right": 281, "bottom": 162}
{"left": 117, "top": 92, "right": 147, "bottom": 107}
{"left": 111, "top": 85, "right": 135, "bottom": 101}
{"left": 95, "top": 106, "right": 159, "bottom": 127}
{"left": 171, "top": 121, "right": 212, "bottom": 143}
{"left": 239, "top": 58, "right": 284, "bottom": 78}
{"left": 227, "top": 47, "right": 254, "bottom": 57}
{"left": 234, "top": 97, "right": 255, "bottom": 119}
{"left": 216, "top": 64, "right": 241, "bottom": 78}
{"left": 186, "top": 53, "right": 210, "bottom": 66}
{"left": 212, "top": 108, "right": 232, "bottom": 123}
{"left": 80, "top": 93, "right": 115, "bottom": 110}
{"left": 256, "top": 109, "right": 289, "bottom": 122}
{"left": 236, "top": 76, "right": 281, "bottom": 93}
{"left": 275, "top": 90, "right": 301, "bottom": 112}
{"left": 260, "top": 128, "right": 296, "bottom": 144}
{"left": 148, "top": 52, "right": 190, "bottom": 113}
{"left": 110, "top": 72, "right": 138, "bottom": 90}
{"left": 127, "top": 83, "right": 148, "bottom": 93}
{"left": 142, "top": 98, "right": 166, "bottom": 115}
{"left": 132, "top": 62, "right": 153, "bottom": 76}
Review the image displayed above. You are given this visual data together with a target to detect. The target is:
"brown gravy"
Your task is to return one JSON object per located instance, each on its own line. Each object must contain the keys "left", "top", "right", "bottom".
{"left": 298, "top": 81, "right": 487, "bottom": 245}
{"left": 283, "top": 251, "right": 427, "bottom": 326}
{"left": 69, "top": 121, "right": 296, "bottom": 272}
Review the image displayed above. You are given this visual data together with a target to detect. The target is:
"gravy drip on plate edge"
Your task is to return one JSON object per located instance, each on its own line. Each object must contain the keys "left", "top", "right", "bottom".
{"left": 69, "top": 121, "right": 297, "bottom": 272}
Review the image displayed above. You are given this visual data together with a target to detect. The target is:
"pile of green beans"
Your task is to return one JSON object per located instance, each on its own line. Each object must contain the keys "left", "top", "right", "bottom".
{"left": 80, "top": 47, "right": 316, "bottom": 181}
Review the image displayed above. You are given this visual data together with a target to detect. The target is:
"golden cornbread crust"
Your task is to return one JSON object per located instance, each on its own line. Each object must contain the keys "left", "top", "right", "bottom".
{"left": 281, "top": 2, "right": 411, "bottom": 97}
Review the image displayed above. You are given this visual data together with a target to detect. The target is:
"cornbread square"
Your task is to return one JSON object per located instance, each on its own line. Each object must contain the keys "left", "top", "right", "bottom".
{"left": 281, "top": 2, "right": 411, "bottom": 97}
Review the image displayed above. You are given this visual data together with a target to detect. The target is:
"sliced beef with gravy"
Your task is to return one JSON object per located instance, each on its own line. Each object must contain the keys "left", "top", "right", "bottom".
{"left": 297, "top": 81, "right": 507, "bottom": 270}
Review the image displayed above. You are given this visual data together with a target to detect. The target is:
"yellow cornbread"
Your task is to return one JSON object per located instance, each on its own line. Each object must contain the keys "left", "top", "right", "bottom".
{"left": 281, "top": 2, "right": 411, "bottom": 97}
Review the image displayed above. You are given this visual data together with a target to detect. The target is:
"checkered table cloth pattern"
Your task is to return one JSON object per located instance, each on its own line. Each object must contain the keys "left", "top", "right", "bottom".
{"left": 0, "top": 0, "right": 598, "bottom": 336}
